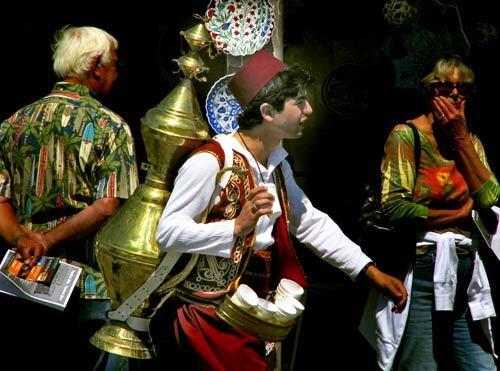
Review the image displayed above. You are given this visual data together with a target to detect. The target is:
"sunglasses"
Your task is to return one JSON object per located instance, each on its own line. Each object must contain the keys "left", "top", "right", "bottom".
{"left": 429, "top": 81, "right": 473, "bottom": 98}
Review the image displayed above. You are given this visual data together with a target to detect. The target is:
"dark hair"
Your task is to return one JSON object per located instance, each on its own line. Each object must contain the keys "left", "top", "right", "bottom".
{"left": 237, "top": 65, "right": 315, "bottom": 130}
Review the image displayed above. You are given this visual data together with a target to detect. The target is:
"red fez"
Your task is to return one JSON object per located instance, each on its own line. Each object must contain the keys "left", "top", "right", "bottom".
{"left": 228, "top": 50, "right": 286, "bottom": 107}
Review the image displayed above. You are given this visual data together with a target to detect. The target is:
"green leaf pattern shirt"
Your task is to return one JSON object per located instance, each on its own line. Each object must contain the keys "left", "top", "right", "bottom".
{"left": 0, "top": 82, "right": 139, "bottom": 298}
{"left": 381, "top": 124, "right": 499, "bottom": 232}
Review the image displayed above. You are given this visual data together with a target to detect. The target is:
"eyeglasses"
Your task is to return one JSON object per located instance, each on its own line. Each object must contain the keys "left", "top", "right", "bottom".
{"left": 96, "top": 56, "right": 124, "bottom": 72}
{"left": 429, "top": 81, "right": 473, "bottom": 98}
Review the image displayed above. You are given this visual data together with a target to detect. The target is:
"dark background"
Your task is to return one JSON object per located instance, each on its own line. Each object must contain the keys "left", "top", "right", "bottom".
{"left": 2, "top": 1, "right": 499, "bottom": 369}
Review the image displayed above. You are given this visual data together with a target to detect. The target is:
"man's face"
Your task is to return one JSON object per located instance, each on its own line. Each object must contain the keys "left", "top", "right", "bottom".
{"left": 270, "top": 92, "right": 313, "bottom": 139}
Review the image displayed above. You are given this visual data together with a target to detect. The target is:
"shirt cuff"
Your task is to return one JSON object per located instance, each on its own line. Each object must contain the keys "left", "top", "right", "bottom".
{"left": 349, "top": 253, "right": 373, "bottom": 281}
{"left": 415, "top": 204, "right": 429, "bottom": 220}
{"left": 356, "top": 261, "right": 376, "bottom": 282}
{"left": 472, "top": 176, "right": 500, "bottom": 209}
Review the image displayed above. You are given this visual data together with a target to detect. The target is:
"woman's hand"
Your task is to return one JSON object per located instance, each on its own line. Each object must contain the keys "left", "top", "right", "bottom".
{"left": 432, "top": 97, "right": 493, "bottom": 196}
{"left": 426, "top": 197, "right": 474, "bottom": 228}
{"left": 456, "top": 197, "right": 473, "bottom": 223}
{"left": 432, "top": 96, "right": 469, "bottom": 143}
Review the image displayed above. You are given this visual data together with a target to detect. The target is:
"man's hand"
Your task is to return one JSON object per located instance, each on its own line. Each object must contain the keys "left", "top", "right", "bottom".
{"left": 21, "top": 227, "right": 52, "bottom": 252}
{"left": 14, "top": 234, "right": 47, "bottom": 267}
{"left": 364, "top": 264, "right": 408, "bottom": 313}
{"left": 234, "top": 186, "right": 274, "bottom": 236}
{"left": 38, "top": 197, "right": 121, "bottom": 249}
{"left": 0, "top": 198, "right": 46, "bottom": 266}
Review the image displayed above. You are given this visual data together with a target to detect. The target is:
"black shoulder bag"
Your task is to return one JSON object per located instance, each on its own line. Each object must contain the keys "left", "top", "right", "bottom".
{"left": 358, "top": 122, "right": 421, "bottom": 279}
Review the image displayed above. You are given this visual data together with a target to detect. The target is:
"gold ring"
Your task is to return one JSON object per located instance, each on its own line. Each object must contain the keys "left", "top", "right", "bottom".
{"left": 251, "top": 203, "right": 258, "bottom": 213}
{"left": 439, "top": 114, "right": 445, "bottom": 120}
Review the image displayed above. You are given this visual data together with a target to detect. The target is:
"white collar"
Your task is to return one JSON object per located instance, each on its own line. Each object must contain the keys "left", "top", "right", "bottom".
{"left": 223, "top": 133, "right": 288, "bottom": 174}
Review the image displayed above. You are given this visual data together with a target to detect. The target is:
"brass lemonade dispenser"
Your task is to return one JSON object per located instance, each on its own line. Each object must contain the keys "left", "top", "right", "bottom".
{"left": 89, "top": 23, "right": 212, "bottom": 359}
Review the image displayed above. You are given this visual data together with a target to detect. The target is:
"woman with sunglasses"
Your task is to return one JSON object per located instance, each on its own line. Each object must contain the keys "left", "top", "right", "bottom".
{"left": 364, "top": 55, "right": 500, "bottom": 370}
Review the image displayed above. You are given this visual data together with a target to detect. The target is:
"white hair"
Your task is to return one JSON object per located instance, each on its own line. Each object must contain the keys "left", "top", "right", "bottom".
{"left": 52, "top": 26, "right": 118, "bottom": 79}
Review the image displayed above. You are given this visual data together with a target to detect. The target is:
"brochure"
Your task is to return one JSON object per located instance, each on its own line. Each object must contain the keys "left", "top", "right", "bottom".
{"left": 472, "top": 208, "right": 500, "bottom": 260}
{"left": 0, "top": 249, "right": 82, "bottom": 311}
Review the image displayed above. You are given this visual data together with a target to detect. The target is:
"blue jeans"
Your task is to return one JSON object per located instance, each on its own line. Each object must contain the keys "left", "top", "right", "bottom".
{"left": 393, "top": 251, "right": 496, "bottom": 371}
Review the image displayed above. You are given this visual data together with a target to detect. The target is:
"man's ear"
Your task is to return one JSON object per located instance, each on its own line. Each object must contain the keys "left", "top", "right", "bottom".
{"left": 88, "top": 56, "right": 102, "bottom": 82}
{"left": 260, "top": 103, "right": 274, "bottom": 122}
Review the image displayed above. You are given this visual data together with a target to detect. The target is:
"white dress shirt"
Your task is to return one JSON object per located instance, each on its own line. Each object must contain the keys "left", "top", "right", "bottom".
{"left": 155, "top": 134, "right": 371, "bottom": 281}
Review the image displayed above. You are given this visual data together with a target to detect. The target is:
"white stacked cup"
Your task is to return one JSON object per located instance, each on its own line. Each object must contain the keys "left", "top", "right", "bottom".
{"left": 273, "top": 298, "right": 297, "bottom": 324}
{"left": 277, "top": 295, "right": 304, "bottom": 318}
{"left": 255, "top": 298, "right": 278, "bottom": 321}
{"left": 276, "top": 278, "right": 304, "bottom": 300}
{"left": 261, "top": 182, "right": 282, "bottom": 220}
{"left": 274, "top": 278, "right": 305, "bottom": 322}
{"left": 231, "top": 284, "right": 259, "bottom": 310}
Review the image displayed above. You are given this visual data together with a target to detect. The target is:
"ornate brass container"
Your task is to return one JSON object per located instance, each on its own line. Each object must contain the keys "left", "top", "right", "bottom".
{"left": 172, "top": 51, "right": 209, "bottom": 81}
{"left": 216, "top": 295, "right": 295, "bottom": 342}
{"left": 89, "top": 74, "right": 210, "bottom": 358}
{"left": 180, "top": 23, "right": 212, "bottom": 51}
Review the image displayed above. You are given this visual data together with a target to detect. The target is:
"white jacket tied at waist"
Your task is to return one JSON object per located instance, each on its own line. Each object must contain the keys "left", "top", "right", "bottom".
{"left": 359, "top": 231, "right": 496, "bottom": 371}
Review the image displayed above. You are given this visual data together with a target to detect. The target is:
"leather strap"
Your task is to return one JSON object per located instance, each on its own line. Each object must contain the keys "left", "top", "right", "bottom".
{"left": 107, "top": 251, "right": 184, "bottom": 323}
{"left": 403, "top": 122, "right": 421, "bottom": 173}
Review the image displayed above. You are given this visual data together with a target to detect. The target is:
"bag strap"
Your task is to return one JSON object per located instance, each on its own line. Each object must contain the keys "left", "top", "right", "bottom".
{"left": 403, "top": 122, "right": 421, "bottom": 173}
{"left": 106, "top": 136, "right": 241, "bottom": 328}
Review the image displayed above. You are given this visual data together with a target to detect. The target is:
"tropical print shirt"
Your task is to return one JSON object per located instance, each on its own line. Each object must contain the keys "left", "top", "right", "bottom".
{"left": 0, "top": 82, "right": 139, "bottom": 298}
{"left": 381, "top": 123, "right": 499, "bottom": 234}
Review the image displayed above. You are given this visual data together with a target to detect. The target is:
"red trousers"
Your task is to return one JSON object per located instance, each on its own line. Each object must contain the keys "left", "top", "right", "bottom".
{"left": 175, "top": 303, "right": 267, "bottom": 371}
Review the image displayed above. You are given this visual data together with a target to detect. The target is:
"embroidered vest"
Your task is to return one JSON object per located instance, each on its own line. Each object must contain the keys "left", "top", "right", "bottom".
{"left": 178, "top": 141, "right": 307, "bottom": 303}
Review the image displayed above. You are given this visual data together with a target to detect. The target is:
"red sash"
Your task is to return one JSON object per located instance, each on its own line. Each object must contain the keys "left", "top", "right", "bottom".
{"left": 272, "top": 212, "right": 307, "bottom": 289}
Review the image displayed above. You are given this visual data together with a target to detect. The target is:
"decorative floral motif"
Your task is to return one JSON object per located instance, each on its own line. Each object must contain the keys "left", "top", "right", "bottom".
{"left": 418, "top": 164, "right": 468, "bottom": 203}
{"left": 476, "top": 22, "right": 498, "bottom": 46}
{"left": 205, "top": 0, "right": 275, "bottom": 56}
{"left": 206, "top": 74, "right": 243, "bottom": 134}
{"left": 383, "top": 0, "right": 418, "bottom": 28}
{"left": 321, "top": 64, "right": 369, "bottom": 117}
{"left": 181, "top": 151, "right": 253, "bottom": 295}
{"left": 183, "top": 253, "right": 238, "bottom": 292}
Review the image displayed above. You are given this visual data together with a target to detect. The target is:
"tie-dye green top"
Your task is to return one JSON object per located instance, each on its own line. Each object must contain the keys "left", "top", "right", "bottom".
{"left": 0, "top": 82, "right": 139, "bottom": 298}
{"left": 381, "top": 123, "right": 499, "bottom": 231}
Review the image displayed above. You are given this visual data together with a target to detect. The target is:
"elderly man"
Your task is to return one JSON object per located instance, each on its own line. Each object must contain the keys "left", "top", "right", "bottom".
{"left": 0, "top": 26, "right": 137, "bottom": 368}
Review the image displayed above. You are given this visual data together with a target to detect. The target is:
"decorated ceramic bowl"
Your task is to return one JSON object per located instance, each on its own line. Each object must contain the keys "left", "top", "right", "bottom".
{"left": 205, "top": 0, "right": 275, "bottom": 56}
{"left": 205, "top": 73, "right": 243, "bottom": 134}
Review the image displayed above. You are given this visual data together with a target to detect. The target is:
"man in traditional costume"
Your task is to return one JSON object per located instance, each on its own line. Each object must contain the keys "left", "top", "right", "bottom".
{"left": 155, "top": 50, "right": 407, "bottom": 370}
